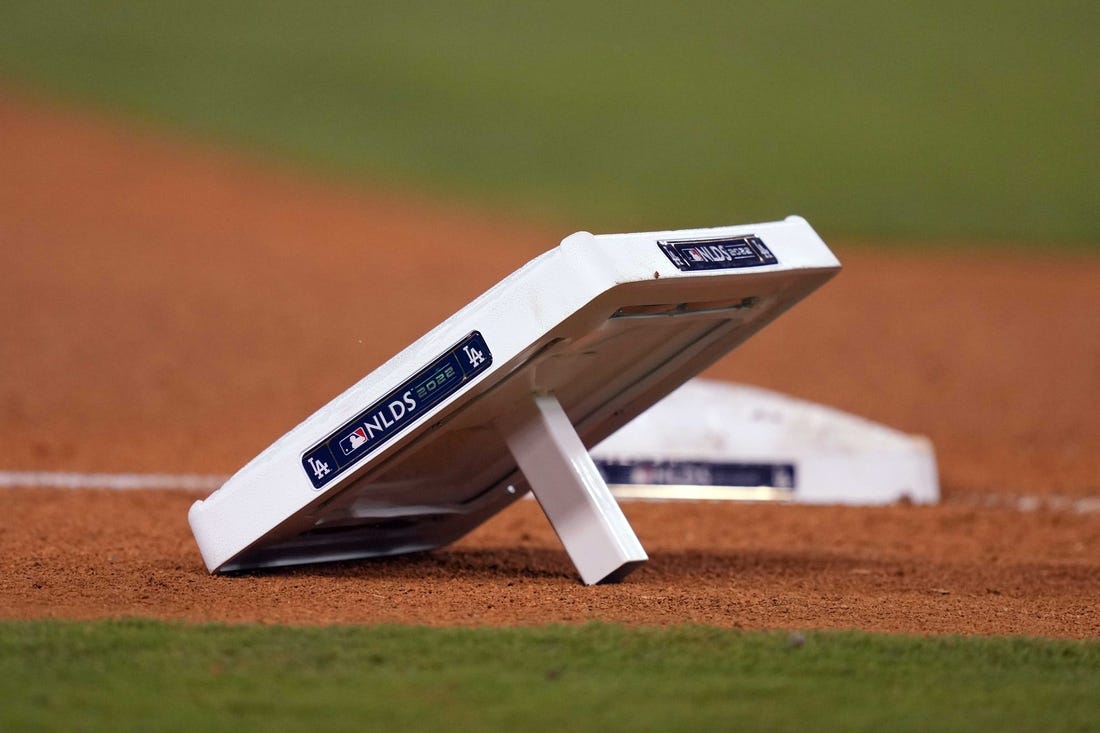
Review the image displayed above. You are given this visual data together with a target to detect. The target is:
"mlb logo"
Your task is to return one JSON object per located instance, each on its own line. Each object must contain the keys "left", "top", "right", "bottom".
{"left": 339, "top": 427, "right": 368, "bottom": 455}
{"left": 686, "top": 247, "right": 705, "bottom": 261}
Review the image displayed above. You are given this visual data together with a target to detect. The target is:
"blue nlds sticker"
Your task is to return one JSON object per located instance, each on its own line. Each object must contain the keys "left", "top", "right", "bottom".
{"left": 302, "top": 332, "right": 492, "bottom": 489}
{"left": 659, "top": 236, "right": 778, "bottom": 271}
{"left": 594, "top": 459, "right": 795, "bottom": 489}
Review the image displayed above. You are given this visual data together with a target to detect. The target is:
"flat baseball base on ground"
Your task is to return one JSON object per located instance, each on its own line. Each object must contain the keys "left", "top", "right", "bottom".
{"left": 2, "top": 94, "right": 1097, "bottom": 637}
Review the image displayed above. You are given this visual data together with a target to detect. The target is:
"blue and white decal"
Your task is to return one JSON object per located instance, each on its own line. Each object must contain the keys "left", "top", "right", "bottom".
{"left": 302, "top": 331, "right": 492, "bottom": 489}
{"left": 594, "top": 459, "right": 795, "bottom": 490}
{"left": 659, "top": 235, "right": 778, "bottom": 271}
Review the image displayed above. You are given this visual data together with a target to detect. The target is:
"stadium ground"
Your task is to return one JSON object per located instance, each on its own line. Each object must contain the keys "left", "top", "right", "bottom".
{"left": 2, "top": 93, "right": 1097, "bottom": 638}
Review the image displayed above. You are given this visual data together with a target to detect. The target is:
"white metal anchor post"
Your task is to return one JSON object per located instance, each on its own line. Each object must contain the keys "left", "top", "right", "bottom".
{"left": 500, "top": 392, "right": 648, "bottom": 584}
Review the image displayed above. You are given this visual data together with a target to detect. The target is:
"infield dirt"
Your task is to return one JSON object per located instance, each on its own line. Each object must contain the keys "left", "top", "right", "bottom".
{"left": 2, "top": 93, "right": 1098, "bottom": 637}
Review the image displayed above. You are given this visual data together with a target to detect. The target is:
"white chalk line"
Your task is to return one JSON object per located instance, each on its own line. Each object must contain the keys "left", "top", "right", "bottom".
{"left": 0, "top": 471, "right": 226, "bottom": 491}
{"left": 2, "top": 471, "right": 1099, "bottom": 513}
{"left": 950, "top": 491, "right": 1100, "bottom": 515}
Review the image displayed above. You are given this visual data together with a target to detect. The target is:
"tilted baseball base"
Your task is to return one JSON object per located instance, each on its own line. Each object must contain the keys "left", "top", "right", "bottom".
{"left": 189, "top": 216, "right": 840, "bottom": 584}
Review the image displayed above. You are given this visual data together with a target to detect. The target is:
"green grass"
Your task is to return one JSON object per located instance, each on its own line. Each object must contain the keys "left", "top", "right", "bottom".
{"left": 0, "top": 1, "right": 1096, "bottom": 245}
{"left": 3, "top": 620, "right": 1098, "bottom": 732}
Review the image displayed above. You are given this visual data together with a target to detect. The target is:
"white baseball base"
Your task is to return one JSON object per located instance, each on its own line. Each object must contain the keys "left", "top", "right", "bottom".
{"left": 189, "top": 216, "right": 841, "bottom": 583}
{"left": 593, "top": 379, "right": 939, "bottom": 505}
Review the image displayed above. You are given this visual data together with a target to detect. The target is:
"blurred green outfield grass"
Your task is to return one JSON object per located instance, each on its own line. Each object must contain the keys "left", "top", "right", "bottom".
{"left": 5, "top": 620, "right": 1099, "bottom": 732}
{"left": 0, "top": 1, "right": 1095, "bottom": 246}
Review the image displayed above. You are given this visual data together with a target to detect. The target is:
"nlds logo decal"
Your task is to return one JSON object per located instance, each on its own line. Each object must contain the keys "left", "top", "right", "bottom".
{"left": 685, "top": 243, "right": 754, "bottom": 263}
{"left": 659, "top": 236, "right": 778, "bottom": 271}
{"left": 301, "top": 331, "right": 494, "bottom": 489}
{"left": 338, "top": 393, "right": 418, "bottom": 457}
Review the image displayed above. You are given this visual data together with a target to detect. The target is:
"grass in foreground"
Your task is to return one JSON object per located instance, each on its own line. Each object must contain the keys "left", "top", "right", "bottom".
{"left": 0, "top": 1, "right": 1095, "bottom": 245}
{"left": 2, "top": 620, "right": 1098, "bottom": 732}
